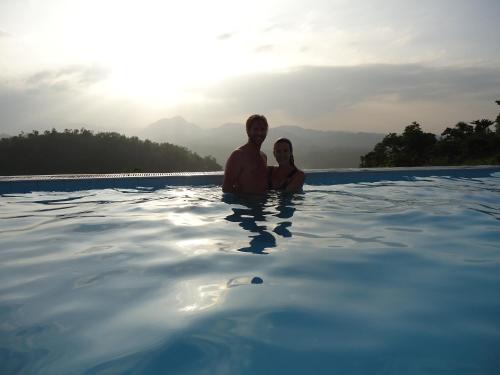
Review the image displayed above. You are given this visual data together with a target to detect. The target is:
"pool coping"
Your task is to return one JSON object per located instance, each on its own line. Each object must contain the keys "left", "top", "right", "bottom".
{"left": 1, "top": 165, "right": 499, "bottom": 182}
{"left": 0, "top": 171, "right": 224, "bottom": 182}
{"left": 1, "top": 165, "right": 499, "bottom": 193}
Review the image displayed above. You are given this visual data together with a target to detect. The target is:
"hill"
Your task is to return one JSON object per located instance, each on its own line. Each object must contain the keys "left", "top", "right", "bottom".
{"left": 0, "top": 129, "right": 221, "bottom": 175}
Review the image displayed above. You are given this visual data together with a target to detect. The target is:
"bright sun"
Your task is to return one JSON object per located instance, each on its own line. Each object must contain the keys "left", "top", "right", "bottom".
{"left": 54, "top": 0, "right": 281, "bottom": 104}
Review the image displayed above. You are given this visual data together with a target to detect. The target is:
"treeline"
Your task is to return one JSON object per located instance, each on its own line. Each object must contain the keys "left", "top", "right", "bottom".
{"left": 0, "top": 128, "right": 221, "bottom": 175}
{"left": 361, "top": 102, "right": 500, "bottom": 167}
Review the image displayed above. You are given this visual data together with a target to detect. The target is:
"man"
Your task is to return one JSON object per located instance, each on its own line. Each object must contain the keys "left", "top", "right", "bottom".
{"left": 222, "top": 114, "right": 269, "bottom": 194}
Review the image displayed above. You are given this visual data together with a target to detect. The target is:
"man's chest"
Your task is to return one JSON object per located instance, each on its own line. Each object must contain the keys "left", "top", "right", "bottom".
{"left": 240, "top": 155, "right": 266, "bottom": 175}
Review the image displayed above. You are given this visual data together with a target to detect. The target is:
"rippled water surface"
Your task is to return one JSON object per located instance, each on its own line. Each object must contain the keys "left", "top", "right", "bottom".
{"left": 1, "top": 174, "right": 500, "bottom": 374}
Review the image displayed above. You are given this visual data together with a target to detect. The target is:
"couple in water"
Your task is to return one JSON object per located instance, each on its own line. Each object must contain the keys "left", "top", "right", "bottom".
{"left": 222, "top": 114, "right": 305, "bottom": 194}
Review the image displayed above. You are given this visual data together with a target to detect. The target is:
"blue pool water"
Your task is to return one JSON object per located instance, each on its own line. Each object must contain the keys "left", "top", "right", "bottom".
{"left": 1, "top": 168, "right": 500, "bottom": 374}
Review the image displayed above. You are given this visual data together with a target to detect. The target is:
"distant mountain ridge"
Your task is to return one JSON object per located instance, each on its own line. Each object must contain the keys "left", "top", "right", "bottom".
{"left": 140, "top": 117, "right": 384, "bottom": 168}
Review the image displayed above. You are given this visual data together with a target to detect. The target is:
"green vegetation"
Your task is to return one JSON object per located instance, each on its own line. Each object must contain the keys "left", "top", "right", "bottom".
{"left": 0, "top": 128, "right": 221, "bottom": 175}
{"left": 361, "top": 102, "right": 500, "bottom": 167}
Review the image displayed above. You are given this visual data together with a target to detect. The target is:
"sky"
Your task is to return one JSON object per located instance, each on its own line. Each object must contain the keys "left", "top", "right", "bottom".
{"left": 1, "top": 0, "right": 499, "bottom": 135}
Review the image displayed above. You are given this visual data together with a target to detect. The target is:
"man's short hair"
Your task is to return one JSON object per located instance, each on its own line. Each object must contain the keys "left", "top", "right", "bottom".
{"left": 246, "top": 114, "right": 268, "bottom": 133}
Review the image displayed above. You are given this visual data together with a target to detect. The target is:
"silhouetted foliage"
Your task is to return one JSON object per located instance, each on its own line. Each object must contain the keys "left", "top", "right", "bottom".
{"left": 0, "top": 128, "right": 221, "bottom": 175}
{"left": 361, "top": 102, "right": 500, "bottom": 167}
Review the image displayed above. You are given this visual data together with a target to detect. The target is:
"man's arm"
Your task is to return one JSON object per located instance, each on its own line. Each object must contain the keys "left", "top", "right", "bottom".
{"left": 222, "top": 150, "right": 243, "bottom": 193}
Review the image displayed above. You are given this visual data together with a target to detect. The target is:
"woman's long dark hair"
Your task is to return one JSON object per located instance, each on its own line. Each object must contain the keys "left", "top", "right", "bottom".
{"left": 274, "top": 138, "right": 295, "bottom": 167}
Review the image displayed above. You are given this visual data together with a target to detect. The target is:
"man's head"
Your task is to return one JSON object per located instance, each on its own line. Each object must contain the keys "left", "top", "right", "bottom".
{"left": 246, "top": 114, "right": 268, "bottom": 146}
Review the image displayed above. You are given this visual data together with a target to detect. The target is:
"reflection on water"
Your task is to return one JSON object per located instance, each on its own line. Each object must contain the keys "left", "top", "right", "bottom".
{"left": 273, "top": 193, "right": 297, "bottom": 238}
{"left": 223, "top": 193, "right": 275, "bottom": 254}
{"left": 178, "top": 280, "right": 227, "bottom": 312}
{"left": 178, "top": 276, "right": 264, "bottom": 313}
{"left": 222, "top": 192, "right": 300, "bottom": 254}
{"left": 1, "top": 176, "right": 500, "bottom": 375}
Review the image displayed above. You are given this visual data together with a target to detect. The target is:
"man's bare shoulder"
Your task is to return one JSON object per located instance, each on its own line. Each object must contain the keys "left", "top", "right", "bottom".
{"left": 228, "top": 147, "right": 246, "bottom": 161}
{"left": 231, "top": 144, "right": 257, "bottom": 157}
{"left": 226, "top": 147, "right": 251, "bottom": 170}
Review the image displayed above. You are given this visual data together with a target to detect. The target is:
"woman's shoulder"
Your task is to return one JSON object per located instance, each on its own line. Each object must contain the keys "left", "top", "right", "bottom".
{"left": 283, "top": 167, "right": 305, "bottom": 192}
{"left": 294, "top": 168, "right": 305, "bottom": 179}
{"left": 291, "top": 167, "right": 304, "bottom": 176}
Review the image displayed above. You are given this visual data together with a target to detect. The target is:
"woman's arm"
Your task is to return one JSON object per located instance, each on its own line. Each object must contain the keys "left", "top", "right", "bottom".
{"left": 284, "top": 170, "right": 305, "bottom": 193}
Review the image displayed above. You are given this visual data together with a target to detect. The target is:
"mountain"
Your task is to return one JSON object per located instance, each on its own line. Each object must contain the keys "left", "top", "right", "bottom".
{"left": 140, "top": 117, "right": 384, "bottom": 168}
{"left": 143, "top": 117, "right": 201, "bottom": 144}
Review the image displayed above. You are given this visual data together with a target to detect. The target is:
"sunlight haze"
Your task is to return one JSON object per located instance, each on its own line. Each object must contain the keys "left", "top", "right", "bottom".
{"left": 1, "top": 0, "right": 499, "bottom": 134}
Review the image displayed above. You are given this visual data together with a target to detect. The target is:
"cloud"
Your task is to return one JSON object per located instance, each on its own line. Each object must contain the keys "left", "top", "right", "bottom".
{"left": 263, "top": 23, "right": 285, "bottom": 33}
{"left": 0, "top": 30, "right": 11, "bottom": 38}
{"left": 0, "top": 65, "right": 141, "bottom": 134}
{"left": 208, "top": 64, "right": 500, "bottom": 115}
{"left": 179, "top": 63, "right": 500, "bottom": 131}
{"left": 2, "top": 63, "right": 499, "bottom": 135}
{"left": 216, "top": 32, "right": 236, "bottom": 40}
{"left": 25, "top": 64, "right": 110, "bottom": 89}
{"left": 254, "top": 44, "right": 274, "bottom": 53}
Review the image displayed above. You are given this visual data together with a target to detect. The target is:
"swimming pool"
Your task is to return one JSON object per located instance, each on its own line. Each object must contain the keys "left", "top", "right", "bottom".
{"left": 1, "top": 167, "right": 499, "bottom": 374}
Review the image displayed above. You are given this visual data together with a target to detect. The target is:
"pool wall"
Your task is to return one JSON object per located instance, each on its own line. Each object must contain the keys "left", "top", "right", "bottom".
{"left": 1, "top": 166, "right": 499, "bottom": 194}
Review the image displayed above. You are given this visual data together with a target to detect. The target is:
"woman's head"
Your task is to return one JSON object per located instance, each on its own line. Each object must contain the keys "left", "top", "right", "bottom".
{"left": 273, "top": 138, "right": 295, "bottom": 167}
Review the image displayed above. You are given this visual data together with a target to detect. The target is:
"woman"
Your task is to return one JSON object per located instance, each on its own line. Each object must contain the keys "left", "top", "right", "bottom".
{"left": 268, "top": 138, "right": 305, "bottom": 192}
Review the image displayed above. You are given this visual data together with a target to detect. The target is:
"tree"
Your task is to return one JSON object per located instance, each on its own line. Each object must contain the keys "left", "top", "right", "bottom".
{"left": 441, "top": 122, "right": 474, "bottom": 141}
{"left": 360, "top": 122, "right": 436, "bottom": 167}
{"left": 400, "top": 122, "right": 436, "bottom": 165}
{"left": 471, "top": 119, "right": 494, "bottom": 134}
{"left": 495, "top": 100, "right": 500, "bottom": 135}
{"left": 0, "top": 129, "right": 222, "bottom": 175}
{"left": 360, "top": 107, "right": 500, "bottom": 167}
